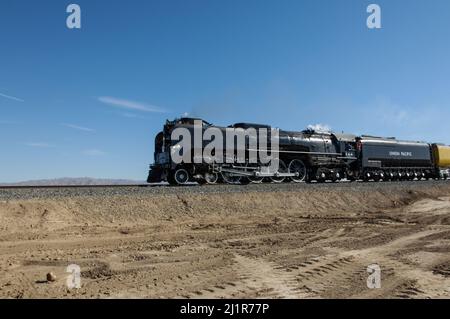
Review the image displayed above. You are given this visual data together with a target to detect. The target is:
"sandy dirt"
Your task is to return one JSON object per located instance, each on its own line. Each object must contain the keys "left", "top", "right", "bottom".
{"left": 1, "top": 184, "right": 450, "bottom": 299}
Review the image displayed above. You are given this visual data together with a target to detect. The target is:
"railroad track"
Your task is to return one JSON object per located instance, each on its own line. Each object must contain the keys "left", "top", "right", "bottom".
{"left": 0, "top": 179, "right": 449, "bottom": 202}
{"left": 0, "top": 184, "right": 154, "bottom": 190}
{"left": 0, "top": 178, "right": 449, "bottom": 190}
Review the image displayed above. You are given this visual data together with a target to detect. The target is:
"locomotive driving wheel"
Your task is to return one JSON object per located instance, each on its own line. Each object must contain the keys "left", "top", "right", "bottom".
{"left": 288, "top": 159, "right": 307, "bottom": 183}
{"left": 246, "top": 164, "right": 264, "bottom": 184}
{"left": 204, "top": 172, "right": 219, "bottom": 184}
{"left": 221, "top": 166, "right": 242, "bottom": 184}
{"left": 270, "top": 159, "right": 287, "bottom": 183}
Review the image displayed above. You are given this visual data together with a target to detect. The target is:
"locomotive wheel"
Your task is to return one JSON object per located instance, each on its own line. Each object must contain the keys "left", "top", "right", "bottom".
{"left": 316, "top": 169, "right": 327, "bottom": 183}
{"left": 173, "top": 168, "right": 190, "bottom": 185}
{"left": 346, "top": 171, "right": 357, "bottom": 182}
{"left": 248, "top": 176, "right": 264, "bottom": 183}
{"left": 270, "top": 160, "right": 287, "bottom": 183}
{"left": 330, "top": 171, "right": 341, "bottom": 183}
{"left": 204, "top": 172, "right": 219, "bottom": 184}
{"left": 248, "top": 174, "right": 264, "bottom": 184}
{"left": 221, "top": 171, "right": 242, "bottom": 184}
{"left": 246, "top": 164, "right": 264, "bottom": 184}
{"left": 288, "top": 159, "right": 307, "bottom": 183}
{"left": 393, "top": 171, "right": 400, "bottom": 181}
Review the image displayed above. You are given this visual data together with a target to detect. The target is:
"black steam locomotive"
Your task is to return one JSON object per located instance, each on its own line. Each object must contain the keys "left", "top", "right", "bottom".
{"left": 147, "top": 118, "right": 450, "bottom": 185}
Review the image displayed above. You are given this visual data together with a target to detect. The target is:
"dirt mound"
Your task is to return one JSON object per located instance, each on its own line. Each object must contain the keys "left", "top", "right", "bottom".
{"left": 1, "top": 183, "right": 450, "bottom": 298}
{"left": 0, "top": 185, "right": 444, "bottom": 237}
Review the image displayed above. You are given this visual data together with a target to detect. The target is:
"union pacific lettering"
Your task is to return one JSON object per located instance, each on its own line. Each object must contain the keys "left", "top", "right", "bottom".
{"left": 389, "top": 151, "right": 412, "bottom": 157}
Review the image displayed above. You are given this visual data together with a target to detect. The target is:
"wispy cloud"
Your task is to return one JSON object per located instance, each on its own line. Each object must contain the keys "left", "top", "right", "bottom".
{"left": 25, "top": 142, "right": 54, "bottom": 148}
{"left": 83, "top": 149, "right": 107, "bottom": 156}
{"left": 98, "top": 96, "right": 167, "bottom": 113}
{"left": 0, "top": 92, "right": 24, "bottom": 102}
{"left": 119, "top": 112, "right": 147, "bottom": 119}
{"left": 61, "top": 123, "right": 95, "bottom": 132}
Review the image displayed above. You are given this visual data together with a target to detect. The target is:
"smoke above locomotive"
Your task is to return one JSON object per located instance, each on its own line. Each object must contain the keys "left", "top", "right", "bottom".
{"left": 148, "top": 117, "right": 450, "bottom": 186}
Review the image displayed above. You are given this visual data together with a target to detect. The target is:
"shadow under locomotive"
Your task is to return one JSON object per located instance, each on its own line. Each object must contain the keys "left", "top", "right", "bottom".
{"left": 147, "top": 118, "right": 450, "bottom": 186}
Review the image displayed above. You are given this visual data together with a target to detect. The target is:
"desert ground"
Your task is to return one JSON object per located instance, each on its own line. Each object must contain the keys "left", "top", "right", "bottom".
{"left": 0, "top": 181, "right": 449, "bottom": 299}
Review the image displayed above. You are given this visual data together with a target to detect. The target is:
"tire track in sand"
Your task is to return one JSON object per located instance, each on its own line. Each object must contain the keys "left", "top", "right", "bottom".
{"left": 188, "top": 254, "right": 310, "bottom": 299}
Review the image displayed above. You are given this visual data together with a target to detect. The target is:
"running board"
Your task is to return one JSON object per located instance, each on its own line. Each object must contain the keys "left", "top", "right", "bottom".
{"left": 219, "top": 168, "right": 299, "bottom": 178}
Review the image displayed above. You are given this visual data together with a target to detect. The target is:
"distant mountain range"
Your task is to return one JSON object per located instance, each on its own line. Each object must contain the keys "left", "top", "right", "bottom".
{"left": 0, "top": 177, "right": 145, "bottom": 186}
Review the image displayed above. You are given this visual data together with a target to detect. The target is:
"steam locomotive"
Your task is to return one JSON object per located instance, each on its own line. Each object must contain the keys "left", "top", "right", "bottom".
{"left": 147, "top": 118, "right": 450, "bottom": 185}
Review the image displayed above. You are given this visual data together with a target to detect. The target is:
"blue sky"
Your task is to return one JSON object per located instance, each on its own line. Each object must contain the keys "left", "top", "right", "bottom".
{"left": 1, "top": 0, "right": 450, "bottom": 182}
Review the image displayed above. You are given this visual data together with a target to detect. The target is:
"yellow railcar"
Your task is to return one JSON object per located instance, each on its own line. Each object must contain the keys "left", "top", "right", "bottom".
{"left": 433, "top": 144, "right": 450, "bottom": 168}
